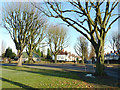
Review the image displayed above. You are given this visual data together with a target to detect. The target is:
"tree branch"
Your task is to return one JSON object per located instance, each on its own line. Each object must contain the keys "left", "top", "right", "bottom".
{"left": 103, "top": 0, "right": 110, "bottom": 26}
{"left": 108, "top": 0, "right": 119, "bottom": 15}
{"left": 106, "top": 16, "right": 120, "bottom": 33}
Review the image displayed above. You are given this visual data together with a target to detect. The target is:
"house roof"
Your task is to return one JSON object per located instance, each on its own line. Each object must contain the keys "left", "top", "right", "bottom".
{"left": 58, "top": 50, "right": 68, "bottom": 55}
{"left": 57, "top": 50, "right": 81, "bottom": 59}
{"left": 105, "top": 50, "right": 119, "bottom": 57}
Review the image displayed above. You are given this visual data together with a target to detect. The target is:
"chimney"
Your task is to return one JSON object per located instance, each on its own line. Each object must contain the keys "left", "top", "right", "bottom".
{"left": 110, "top": 51, "right": 112, "bottom": 53}
{"left": 114, "top": 50, "right": 116, "bottom": 53}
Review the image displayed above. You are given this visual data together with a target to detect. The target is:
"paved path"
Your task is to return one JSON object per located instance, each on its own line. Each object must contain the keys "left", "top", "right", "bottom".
{"left": 24, "top": 64, "right": 95, "bottom": 73}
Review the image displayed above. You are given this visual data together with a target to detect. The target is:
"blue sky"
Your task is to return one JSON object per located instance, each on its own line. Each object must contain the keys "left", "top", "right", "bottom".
{"left": 0, "top": 1, "right": 119, "bottom": 56}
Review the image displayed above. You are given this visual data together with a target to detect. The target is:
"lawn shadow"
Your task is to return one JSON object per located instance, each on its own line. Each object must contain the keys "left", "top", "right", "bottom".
{"left": 2, "top": 66, "right": 120, "bottom": 88}
{"left": 1, "top": 77, "right": 38, "bottom": 90}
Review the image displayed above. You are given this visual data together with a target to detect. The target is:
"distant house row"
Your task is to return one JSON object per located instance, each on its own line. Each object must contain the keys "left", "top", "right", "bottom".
{"left": 104, "top": 50, "right": 120, "bottom": 64}
{"left": 52, "top": 49, "right": 82, "bottom": 62}
{"left": 21, "top": 50, "right": 82, "bottom": 62}
{"left": 52, "top": 49, "right": 120, "bottom": 62}
{"left": 104, "top": 50, "right": 120, "bottom": 60}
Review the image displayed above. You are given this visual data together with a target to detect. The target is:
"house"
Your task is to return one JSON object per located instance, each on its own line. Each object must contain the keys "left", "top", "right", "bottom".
{"left": 22, "top": 52, "right": 41, "bottom": 62}
{"left": 52, "top": 50, "right": 82, "bottom": 62}
{"left": 104, "top": 51, "right": 120, "bottom": 64}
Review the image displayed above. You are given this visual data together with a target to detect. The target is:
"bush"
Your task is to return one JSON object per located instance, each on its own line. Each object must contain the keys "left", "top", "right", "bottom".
{"left": 4, "top": 47, "right": 16, "bottom": 59}
{"left": 11, "top": 53, "right": 16, "bottom": 59}
{"left": 46, "top": 48, "right": 52, "bottom": 60}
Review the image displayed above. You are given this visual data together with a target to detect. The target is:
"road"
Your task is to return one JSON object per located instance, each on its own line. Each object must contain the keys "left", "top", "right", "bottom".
{"left": 1, "top": 63, "right": 120, "bottom": 80}
{"left": 105, "top": 65, "right": 120, "bottom": 81}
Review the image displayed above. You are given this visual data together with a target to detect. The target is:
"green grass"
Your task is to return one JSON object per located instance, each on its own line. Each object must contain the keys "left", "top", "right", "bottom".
{"left": 1, "top": 66, "right": 120, "bottom": 89}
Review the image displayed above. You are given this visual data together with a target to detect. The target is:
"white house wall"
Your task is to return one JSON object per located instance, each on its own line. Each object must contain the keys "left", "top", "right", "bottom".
{"left": 52, "top": 55, "right": 78, "bottom": 61}
{"left": 57, "top": 55, "right": 66, "bottom": 61}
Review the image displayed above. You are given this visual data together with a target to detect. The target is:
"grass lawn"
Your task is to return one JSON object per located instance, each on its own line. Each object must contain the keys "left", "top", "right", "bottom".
{"left": 1, "top": 66, "right": 120, "bottom": 89}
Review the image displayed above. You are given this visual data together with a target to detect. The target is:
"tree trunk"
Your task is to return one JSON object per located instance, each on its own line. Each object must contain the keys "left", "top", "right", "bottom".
{"left": 28, "top": 56, "right": 32, "bottom": 64}
{"left": 82, "top": 56, "right": 84, "bottom": 64}
{"left": 94, "top": 42, "right": 106, "bottom": 76}
{"left": 28, "top": 50, "right": 33, "bottom": 64}
{"left": 17, "top": 50, "right": 23, "bottom": 66}
{"left": 17, "top": 55, "right": 22, "bottom": 66}
{"left": 54, "top": 55, "right": 57, "bottom": 63}
{"left": 76, "top": 60, "right": 79, "bottom": 64}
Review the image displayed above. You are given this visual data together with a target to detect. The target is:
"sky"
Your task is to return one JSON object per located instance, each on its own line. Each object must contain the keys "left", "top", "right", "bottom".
{"left": 0, "top": 1, "right": 119, "bottom": 56}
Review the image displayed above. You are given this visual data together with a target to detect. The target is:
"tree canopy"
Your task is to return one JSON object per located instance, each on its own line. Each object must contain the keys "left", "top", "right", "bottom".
{"left": 4, "top": 47, "right": 16, "bottom": 59}
{"left": 2, "top": 2, "right": 46, "bottom": 66}
{"left": 47, "top": 25, "right": 68, "bottom": 63}
{"left": 74, "top": 36, "right": 88, "bottom": 64}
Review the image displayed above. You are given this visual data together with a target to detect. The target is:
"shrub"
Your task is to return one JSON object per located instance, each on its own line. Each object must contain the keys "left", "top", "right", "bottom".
{"left": 4, "top": 47, "right": 16, "bottom": 59}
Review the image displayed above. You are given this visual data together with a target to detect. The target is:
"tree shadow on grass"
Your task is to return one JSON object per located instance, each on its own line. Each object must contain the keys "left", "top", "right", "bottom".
{"left": 2, "top": 78, "right": 38, "bottom": 90}
{"left": 3, "top": 66, "right": 120, "bottom": 88}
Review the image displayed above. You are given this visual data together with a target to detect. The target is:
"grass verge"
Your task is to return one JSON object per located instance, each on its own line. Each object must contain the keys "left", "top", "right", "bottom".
{"left": 1, "top": 66, "right": 120, "bottom": 89}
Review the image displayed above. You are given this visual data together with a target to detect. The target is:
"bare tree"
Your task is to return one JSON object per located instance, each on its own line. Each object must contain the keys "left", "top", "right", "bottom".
{"left": 47, "top": 25, "right": 68, "bottom": 63}
{"left": 89, "top": 44, "right": 96, "bottom": 60}
{"left": 74, "top": 36, "right": 88, "bottom": 64}
{"left": 109, "top": 32, "right": 120, "bottom": 55}
{"left": 2, "top": 3, "right": 38, "bottom": 66}
{"left": 32, "top": 1, "right": 120, "bottom": 75}
{"left": 116, "top": 34, "right": 120, "bottom": 55}
{"left": 1, "top": 40, "right": 6, "bottom": 56}
{"left": 25, "top": 10, "right": 47, "bottom": 64}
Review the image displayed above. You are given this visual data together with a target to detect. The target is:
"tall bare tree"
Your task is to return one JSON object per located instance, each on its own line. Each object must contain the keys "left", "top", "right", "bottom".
{"left": 109, "top": 32, "right": 120, "bottom": 55}
{"left": 32, "top": 1, "right": 120, "bottom": 75}
{"left": 74, "top": 36, "right": 88, "bottom": 64}
{"left": 2, "top": 3, "right": 38, "bottom": 66}
{"left": 25, "top": 10, "right": 47, "bottom": 64}
{"left": 1, "top": 40, "right": 6, "bottom": 56}
{"left": 47, "top": 25, "right": 68, "bottom": 63}
{"left": 89, "top": 44, "right": 96, "bottom": 60}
